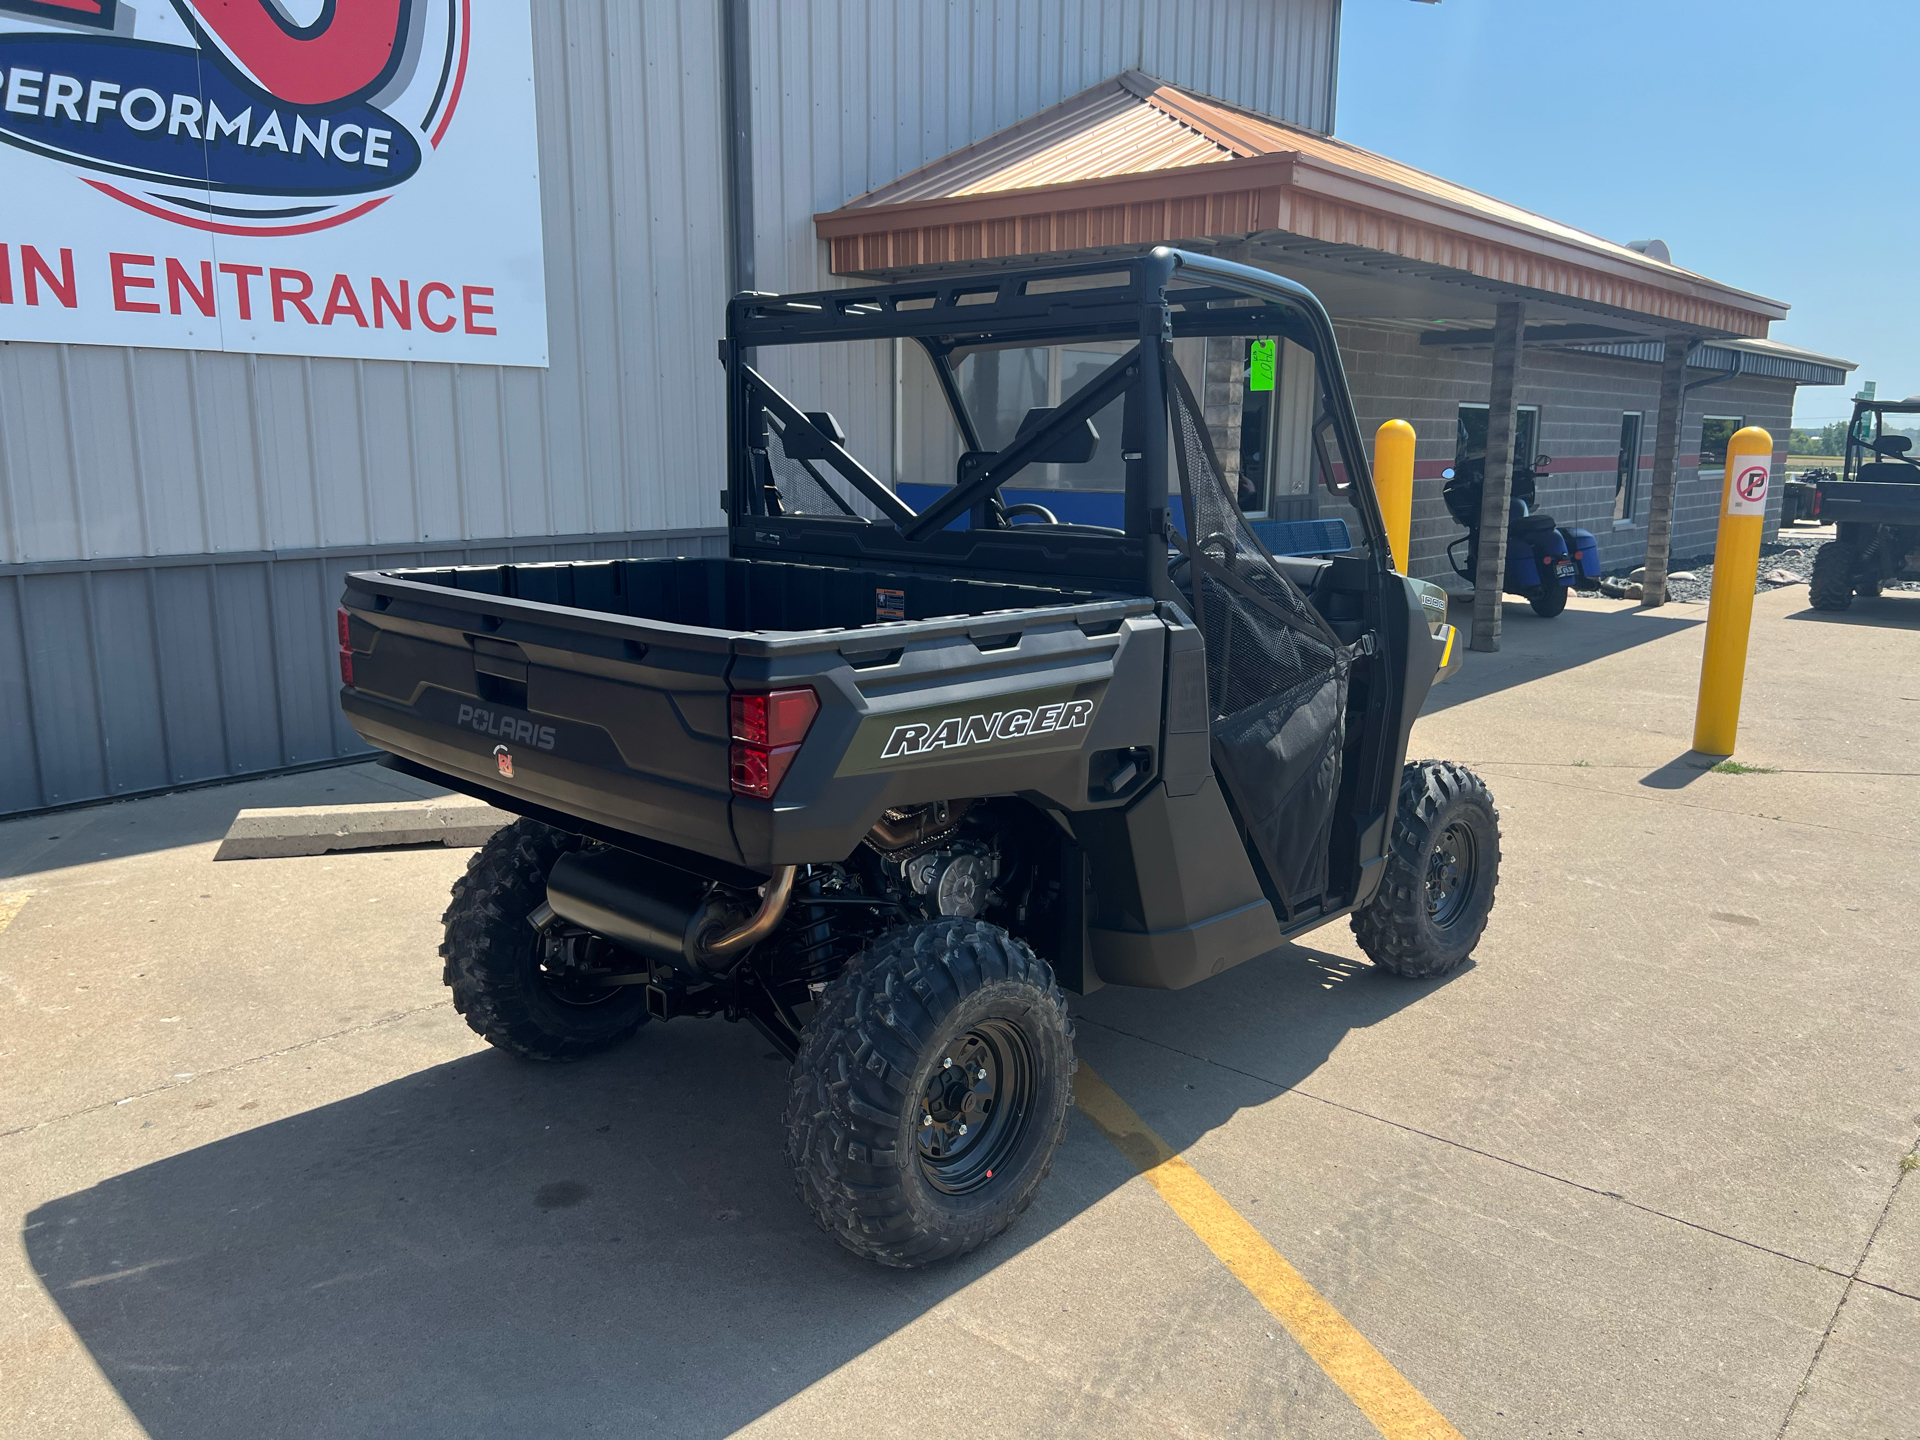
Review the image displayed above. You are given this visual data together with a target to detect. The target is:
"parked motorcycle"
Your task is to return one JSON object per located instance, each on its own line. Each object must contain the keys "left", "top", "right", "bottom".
{"left": 1443, "top": 452, "right": 1601, "bottom": 617}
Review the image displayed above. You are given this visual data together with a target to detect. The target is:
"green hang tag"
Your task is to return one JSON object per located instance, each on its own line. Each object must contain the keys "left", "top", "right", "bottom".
{"left": 1248, "top": 337, "right": 1276, "bottom": 392}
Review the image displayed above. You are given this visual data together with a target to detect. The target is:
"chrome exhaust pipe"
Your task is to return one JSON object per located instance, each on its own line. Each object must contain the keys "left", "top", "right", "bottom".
{"left": 697, "top": 865, "right": 797, "bottom": 961}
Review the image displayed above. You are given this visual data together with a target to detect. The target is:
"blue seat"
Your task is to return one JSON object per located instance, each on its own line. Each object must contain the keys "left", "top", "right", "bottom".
{"left": 1250, "top": 517, "right": 1352, "bottom": 557}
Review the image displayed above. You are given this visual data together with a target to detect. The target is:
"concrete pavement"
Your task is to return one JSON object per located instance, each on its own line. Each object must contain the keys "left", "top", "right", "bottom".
{"left": 2, "top": 585, "right": 1915, "bottom": 1438}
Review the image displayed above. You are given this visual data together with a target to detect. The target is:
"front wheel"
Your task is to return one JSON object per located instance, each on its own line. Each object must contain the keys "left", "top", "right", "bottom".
{"left": 783, "top": 919, "right": 1075, "bottom": 1268}
{"left": 1528, "top": 580, "right": 1568, "bottom": 617}
{"left": 1352, "top": 761, "right": 1501, "bottom": 979}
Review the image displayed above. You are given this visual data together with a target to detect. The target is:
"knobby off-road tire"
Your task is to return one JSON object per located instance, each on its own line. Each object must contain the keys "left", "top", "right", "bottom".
{"left": 441, "top": 818, "right": 648, "bottom": 1061}
{"left": 1528, "top": 581, "right": 1569, "bottom": 617}
{"left": 783, "top": 918, "right": 1075, "bottom": 1268}
{"left": 1352, "top": 760, "right": 1501, "bottom": 979}
{"left": 1809, "top": 540, "right": 1855, "bottom": 611}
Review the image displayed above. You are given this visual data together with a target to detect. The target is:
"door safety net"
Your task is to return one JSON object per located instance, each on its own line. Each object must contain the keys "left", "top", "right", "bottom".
{"left": 1166, "top": 364, "right": 1349, "bottom": 910}
{"left": 759, "top": 413, "right": 863, "bottom": 518}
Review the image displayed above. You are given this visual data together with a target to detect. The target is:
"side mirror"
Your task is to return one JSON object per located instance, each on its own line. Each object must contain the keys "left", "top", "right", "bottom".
{"left": 1441, "top": 467, "right": 1455, "bottom": 480}
{"left": 1533, "top": 453, "right": 1552, "bottom": 471}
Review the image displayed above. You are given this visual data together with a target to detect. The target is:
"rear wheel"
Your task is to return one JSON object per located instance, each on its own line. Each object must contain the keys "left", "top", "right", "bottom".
{"left": 1810, "top": 541, "right": 1855, "bottom": 611}
{"left": 441, "top": 818, "right": 648, "bottom": 1061}
{"left": 1528, "top": 581, "right": 1568, "bottom": 617}
{"left": 783, "top": 918, "right": 1074, "bottom": 1267}
{"left": 1352, "top": 761, "right": 1501, "bottom": 979}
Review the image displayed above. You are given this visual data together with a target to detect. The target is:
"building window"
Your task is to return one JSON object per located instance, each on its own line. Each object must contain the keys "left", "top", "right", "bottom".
{"left": 1699, "top": 415, "right": 1744, "bottom": 472}
{"left": 1454, "top": 404, "right": 1540, "bottom": 476}
{"left": 1614, "top": 412, "right": 1643, "bottom": 522}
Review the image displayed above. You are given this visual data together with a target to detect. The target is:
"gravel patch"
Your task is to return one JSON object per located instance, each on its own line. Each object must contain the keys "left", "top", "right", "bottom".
{"left": 1602, "top": 528, "right": 1920, "bottom": 602}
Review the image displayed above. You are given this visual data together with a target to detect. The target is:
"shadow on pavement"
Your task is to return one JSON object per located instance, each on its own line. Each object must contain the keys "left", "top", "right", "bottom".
{"left": 1781, "top": 594, "right": 1920, "bottom": 631}
{"left": 1422, "top": 598, "right": 1699, "bottom": 717}
{"left": 22, "top": 942, "right": 1449, "bottom": 1440}
{"left": 0, "top": 762, "right": 437, "bottom": 879}
{"left": 1639, "top": 752, "right": 1720, "bottom": 790}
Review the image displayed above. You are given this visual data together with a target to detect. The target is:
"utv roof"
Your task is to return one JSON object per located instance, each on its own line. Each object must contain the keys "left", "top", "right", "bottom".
{"left": 728, "top": 247, "right": 1341, "bottom": 350}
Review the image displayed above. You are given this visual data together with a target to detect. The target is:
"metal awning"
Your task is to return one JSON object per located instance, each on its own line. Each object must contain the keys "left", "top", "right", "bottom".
{"left": 816, "top": 71, "right": 1788, "bottom": 341}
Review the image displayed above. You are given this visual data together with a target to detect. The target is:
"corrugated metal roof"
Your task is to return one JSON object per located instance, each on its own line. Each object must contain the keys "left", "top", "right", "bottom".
{"left": 1566, "top": 336, "right": 1854, "bottom": 387}
{"left": 843, "top": 69, "right": 1752, "bottom": 294}
{"left": 825, "top": 70, "right": 1788, "bottom": 334}
{"left": 954, "top": 103, "right": 1230, "bottom": 194}
{"left": 1721, "top": 337, "right": 1856, "bottom": 372}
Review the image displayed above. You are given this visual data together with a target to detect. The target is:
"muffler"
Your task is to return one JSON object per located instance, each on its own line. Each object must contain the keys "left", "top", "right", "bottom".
{"left": 545, "top": 847, "right": 794, "bottom": 974}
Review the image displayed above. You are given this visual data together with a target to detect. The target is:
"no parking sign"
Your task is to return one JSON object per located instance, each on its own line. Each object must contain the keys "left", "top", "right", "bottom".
{"left": 1726, "top": 456, "right": 1771, "bottom": 515}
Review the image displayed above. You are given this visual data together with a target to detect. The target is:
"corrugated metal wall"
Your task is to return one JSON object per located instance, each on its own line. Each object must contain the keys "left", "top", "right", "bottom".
{"left": 746, "top": 0, "right": 1341, "bottom": 483}
{"left": 0, "top": 0, "right": 731, "bottom": 569}
{"left": 0, "top": 0, "right": 1339, "bottom": 814}
{"left": 0, "top": 0, "right": 737, "bottom": 813}
{"left": 0, "top": 531, "right": 725, "bottom": 813}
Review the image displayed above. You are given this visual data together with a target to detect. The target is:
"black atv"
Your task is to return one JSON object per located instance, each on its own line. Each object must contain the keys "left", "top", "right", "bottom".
{"left": 335, "top": 249, "right": 1497, "bottom": 1267}
{"left": 1810, "top": 395, "right": 1920, "bottom": 609}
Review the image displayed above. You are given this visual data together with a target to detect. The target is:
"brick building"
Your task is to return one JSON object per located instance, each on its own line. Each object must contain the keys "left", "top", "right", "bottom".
{"left": 1332, "top": 327, "right": 1847, "bottom": 582}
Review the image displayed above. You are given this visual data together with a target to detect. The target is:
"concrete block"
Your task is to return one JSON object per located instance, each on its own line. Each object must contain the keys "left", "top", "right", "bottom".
{"left": 214, "top": 797, "right": 511, "bottom": 860}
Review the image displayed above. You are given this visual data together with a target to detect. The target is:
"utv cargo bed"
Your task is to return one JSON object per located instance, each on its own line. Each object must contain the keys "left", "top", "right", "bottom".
{"left": 341, "top": 555, "right": 1153, "bottom": 869}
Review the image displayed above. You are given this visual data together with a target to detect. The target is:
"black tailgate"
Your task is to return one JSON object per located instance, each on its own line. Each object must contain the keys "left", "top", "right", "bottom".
{"left": 339, "top": 569, "right": 741, "bottom": 862}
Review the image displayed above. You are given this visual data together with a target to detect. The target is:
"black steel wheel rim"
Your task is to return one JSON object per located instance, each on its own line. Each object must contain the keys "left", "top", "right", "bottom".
{"left": 916, "top": 1018, "right": 1036, "bottom": 1196}
{"left": 1426, "top": 820, "right": 1479, "bottom": 929}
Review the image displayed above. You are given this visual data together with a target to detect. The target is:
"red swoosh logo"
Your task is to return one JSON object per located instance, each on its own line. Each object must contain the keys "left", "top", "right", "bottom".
{"left": 180, "top": 0, "right": 408, "bottom": 107}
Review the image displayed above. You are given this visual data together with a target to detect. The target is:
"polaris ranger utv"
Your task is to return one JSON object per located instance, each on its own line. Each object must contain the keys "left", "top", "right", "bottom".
{"left": 336, "top": 249, "right": 1498, "bottom": 1267}
{"left": 1809, "top": 393, "right": 1920, "bottom": 610}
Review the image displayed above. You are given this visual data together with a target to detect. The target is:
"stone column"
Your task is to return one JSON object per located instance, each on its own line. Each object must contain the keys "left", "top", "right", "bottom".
{"left": 1202, "top": 336, "right": 1245, "bottom": 496}
{"left": 1470, "top": 301, "right": 1525, "bottom": 652}
{"left": 1640, "top": 336, "right": 1691, "bottom": 608}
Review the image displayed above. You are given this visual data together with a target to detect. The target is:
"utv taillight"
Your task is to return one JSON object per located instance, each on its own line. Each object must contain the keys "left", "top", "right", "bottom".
{"left": 337, "top": 607, "right": 355, "bottom": 688}
{"left": 729, "top": 687, "right": 818, "bottom": 798}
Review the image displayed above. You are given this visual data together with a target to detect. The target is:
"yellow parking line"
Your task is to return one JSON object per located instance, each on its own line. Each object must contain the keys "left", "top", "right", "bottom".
{"left": 1076, "top": 1064, "right": 1462, "bottom": 1440}
{"left": 0, "top": 891, "right": 31, "bottom": 937}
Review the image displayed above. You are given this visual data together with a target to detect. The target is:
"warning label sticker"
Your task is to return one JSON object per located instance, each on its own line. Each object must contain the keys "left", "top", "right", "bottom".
{"left": 1726, "top": 457, "right": 1771, "bottom": 516}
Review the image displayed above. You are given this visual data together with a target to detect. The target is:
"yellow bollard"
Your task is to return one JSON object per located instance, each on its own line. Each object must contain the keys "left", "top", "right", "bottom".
{"left": 1373, "top": 418, "right": 1416, "bottom": 574}
{"left": 1692, "top": 426, "right": 1773, "bottom": 754}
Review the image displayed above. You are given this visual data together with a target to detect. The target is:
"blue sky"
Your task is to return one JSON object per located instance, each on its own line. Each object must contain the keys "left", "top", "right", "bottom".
{"left": 1334, "top": 0, "right": 1916, "bottom": 429}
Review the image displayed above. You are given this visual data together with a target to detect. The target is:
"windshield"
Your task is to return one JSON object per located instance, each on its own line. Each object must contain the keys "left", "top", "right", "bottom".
{"left": 1864, "top": 410, "right": 1920, "bottom": 441}
{"left": 893, "top": 336, "right": 1137, "bottom": 528}
{"left": 1852, "top": 407, "right": 1920, "bottom": 466}
{"left": 1165, "top": 328, "right": 1370, "bottom": 561}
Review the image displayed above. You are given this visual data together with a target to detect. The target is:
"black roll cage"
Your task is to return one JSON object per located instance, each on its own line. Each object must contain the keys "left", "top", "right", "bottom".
{"left": 1843, "top": 398, "right": 1920, "bottom": 481}
{"left": 722, "top": 247, "right": 1388, "bottom": 598}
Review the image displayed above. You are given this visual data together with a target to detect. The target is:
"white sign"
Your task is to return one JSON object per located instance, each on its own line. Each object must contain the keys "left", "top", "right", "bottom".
{"left": 0, "top": 0, "right": 547, "bottom": 366}
{"left": 1726, "top": 455, "right": 1771, "bottom": 516}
